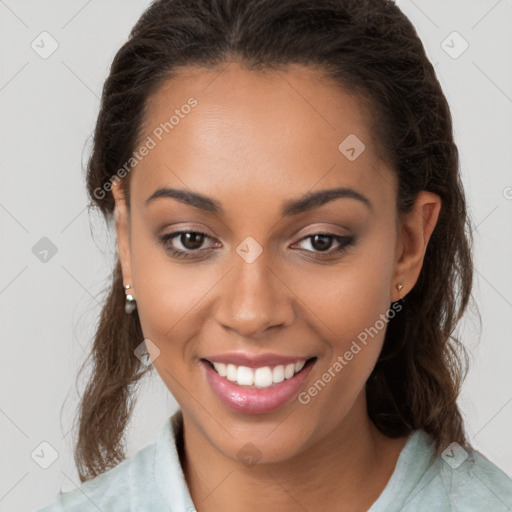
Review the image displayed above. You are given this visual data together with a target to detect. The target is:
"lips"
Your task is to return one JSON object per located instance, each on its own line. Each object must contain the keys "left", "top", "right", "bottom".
{"left": 201, "top": 354, "right": 317, "bottom": 414}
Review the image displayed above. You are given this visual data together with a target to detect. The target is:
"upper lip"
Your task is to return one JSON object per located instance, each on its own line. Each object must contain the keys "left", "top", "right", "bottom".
{"left": 203, "top": 353, "right": 315, "bottom": 368}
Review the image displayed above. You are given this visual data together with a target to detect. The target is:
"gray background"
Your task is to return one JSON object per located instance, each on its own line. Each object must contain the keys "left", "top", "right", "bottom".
{"left": 1, "top": 0, "right": 511, "bottom": 510}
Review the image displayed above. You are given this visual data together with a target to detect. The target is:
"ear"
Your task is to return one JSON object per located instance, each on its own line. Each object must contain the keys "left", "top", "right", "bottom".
{"left": 111, "top": 179, "right": 135, "bottom": 297}
{"left": 392, "top": 191, "right": 441, "bottom": 302}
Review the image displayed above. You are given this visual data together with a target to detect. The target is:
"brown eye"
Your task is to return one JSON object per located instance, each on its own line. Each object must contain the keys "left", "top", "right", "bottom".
{"left": 310, "top": 234, "right": 335, "bottom": 252}
{"left": 294, "top": 233, "right": 355, "bottom": 257}
{"left": 159, "top": 230, "right": 216, "bottom": 259}
{"left": 177, "top": 232, "right": 206, "bottom": 250}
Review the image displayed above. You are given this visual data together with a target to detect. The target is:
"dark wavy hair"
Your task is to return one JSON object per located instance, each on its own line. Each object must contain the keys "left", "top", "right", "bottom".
{"left": 74, "top": 0, "right": 474, "bottom": 482}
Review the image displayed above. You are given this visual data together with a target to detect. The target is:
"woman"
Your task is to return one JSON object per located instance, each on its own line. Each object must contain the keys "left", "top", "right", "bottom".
{"left": 37, "top": 0, "right": 512, "bottom": 510}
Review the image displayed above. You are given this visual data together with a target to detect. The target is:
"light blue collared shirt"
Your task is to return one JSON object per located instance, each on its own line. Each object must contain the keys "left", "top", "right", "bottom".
{"left": 36, "top": 409, "right": 512, "bottom": 511}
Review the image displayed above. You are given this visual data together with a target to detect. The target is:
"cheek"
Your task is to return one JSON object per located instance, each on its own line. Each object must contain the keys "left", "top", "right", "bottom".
{"left": 132, "top": 260, "right": 214, "bottom": 346}
{"left": 128, "top": 226, "right": 210, "bottom": 349}
{"left": 291, "top": 238, "right": 397, "bottom": 432}
{"left": 128, "top": 235, "right": 214, "bottom": 402}
{"left": 291, "top": 226, "right": 397, "bottom": 409}
{"left": 294, "top": 229, "right": 396, "bottom": 341}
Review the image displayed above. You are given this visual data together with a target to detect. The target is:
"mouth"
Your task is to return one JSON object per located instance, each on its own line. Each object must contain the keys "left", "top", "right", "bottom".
{"left": 201, "top": 356, "right": 317, "bottom": 414}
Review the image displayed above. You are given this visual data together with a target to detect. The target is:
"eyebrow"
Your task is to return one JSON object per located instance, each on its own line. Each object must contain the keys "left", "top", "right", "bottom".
{"left": 145, "top": 186, "right": 372, "bottom": 216}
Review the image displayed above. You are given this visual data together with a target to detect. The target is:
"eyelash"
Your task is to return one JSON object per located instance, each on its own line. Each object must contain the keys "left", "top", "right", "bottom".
{"left": 158, "top": 230, "right": 355, "bottom": 260}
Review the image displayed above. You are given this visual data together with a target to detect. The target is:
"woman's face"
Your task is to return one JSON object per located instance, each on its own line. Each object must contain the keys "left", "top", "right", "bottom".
{"left": 113, "top": 62, "right": 413, "bottom": 463}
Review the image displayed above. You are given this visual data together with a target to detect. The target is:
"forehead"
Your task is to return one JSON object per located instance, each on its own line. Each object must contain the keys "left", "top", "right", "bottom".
{"left": 131, "top": 61, "right": 394, "bottom": 209}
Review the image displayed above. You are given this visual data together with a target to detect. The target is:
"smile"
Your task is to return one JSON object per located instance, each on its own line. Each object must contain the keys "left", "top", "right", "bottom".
{"left": 201, "top": 356, "right": 317, "bottom": 414}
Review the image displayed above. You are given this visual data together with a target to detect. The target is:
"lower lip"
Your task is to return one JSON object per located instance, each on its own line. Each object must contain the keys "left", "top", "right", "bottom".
{"left": 202, "top": 359, "right": 315, "bottom": 414}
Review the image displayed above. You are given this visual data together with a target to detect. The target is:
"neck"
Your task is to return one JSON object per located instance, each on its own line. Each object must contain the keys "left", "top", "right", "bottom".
{"left": 180, "top": 393, "right": 408, "bottom": 512}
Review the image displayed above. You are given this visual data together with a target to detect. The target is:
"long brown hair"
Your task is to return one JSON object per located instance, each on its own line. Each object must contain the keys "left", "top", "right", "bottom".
{"left": 75, "top": 0, "right": 474, "bottom": 482}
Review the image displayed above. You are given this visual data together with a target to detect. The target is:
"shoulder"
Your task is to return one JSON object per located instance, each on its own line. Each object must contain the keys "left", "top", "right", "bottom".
{"left": 437, "top": 447, "right": 512, "bottom": 511}
{"left": 36, "top": 410, "right": 192, "bottom": 512}
{"left": 35, "top": 411, "right": 189, "bottom": 512}
{"left": 397, "top": 431, "right": 512, "bottom": 511}
{"left": 35, "top": 440, "right": 158, "bottom": 512}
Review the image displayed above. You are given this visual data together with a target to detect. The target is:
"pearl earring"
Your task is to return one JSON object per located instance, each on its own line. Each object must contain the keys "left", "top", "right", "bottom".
{"left": 124, "top": 284, "right": 137, "bottom": 314}
{"left": 396, "top": 283, "right": 403, "bottom": 292}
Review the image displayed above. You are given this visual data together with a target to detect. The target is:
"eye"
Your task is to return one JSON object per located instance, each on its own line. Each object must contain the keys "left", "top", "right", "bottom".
{"left": 293, "top": 233, "right": 354, "bottom": 256}
{"left": 159, "top": 230, "right": 218, "bottom": 259}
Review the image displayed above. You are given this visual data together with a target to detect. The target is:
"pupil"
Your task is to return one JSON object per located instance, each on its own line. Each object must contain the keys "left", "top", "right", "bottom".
{"left": 182, "top": 232, "right": 204, "bottom": 250}
{"left": 312, "top": 234, "right": 332, "bottom": 251}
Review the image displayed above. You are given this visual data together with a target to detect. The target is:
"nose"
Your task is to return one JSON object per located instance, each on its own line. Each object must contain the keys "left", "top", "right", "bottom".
{"left": 214, "top": 252, "right": 295, "bottom": 338}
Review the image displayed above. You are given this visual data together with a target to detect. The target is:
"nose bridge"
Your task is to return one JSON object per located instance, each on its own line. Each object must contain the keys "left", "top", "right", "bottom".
{"left": 214, "top": 246, "right": 293, "bottom": 337}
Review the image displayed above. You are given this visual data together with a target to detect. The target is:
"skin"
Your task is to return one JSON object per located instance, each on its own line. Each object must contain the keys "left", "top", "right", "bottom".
{"left": 112, "top": 61, "right": 441, "bottom": 512}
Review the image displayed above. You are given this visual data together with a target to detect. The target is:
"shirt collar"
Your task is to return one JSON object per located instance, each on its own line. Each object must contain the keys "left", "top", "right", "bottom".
{"left": 154, "top": 409, "right": 197, "bottom": 511}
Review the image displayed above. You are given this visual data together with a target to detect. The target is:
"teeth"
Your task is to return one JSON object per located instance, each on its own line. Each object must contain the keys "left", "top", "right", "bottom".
{"left": 211, "top": 360, "right": 308, "bottom": 389}
{"left": 272, "top": 365, "right": 284, "bottom": 384}
{"left": 214, "top": 362, "right": 227, "bottom": 377}
{"left": 284, "top": 363, "right": 295, "bottom": 379}
{"left": 237, "top": 366, "right": 254, "bottom": 386}
{"left": 226, "top": 364, "right": 237, "bottom": 382}
{"left": 254, "top": 367, "right": 273, "bottom": 388}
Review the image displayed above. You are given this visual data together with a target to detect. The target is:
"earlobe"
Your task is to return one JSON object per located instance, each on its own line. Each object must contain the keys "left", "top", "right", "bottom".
{"left": 392, "top": 191, "right": 441, "bottom": 301}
